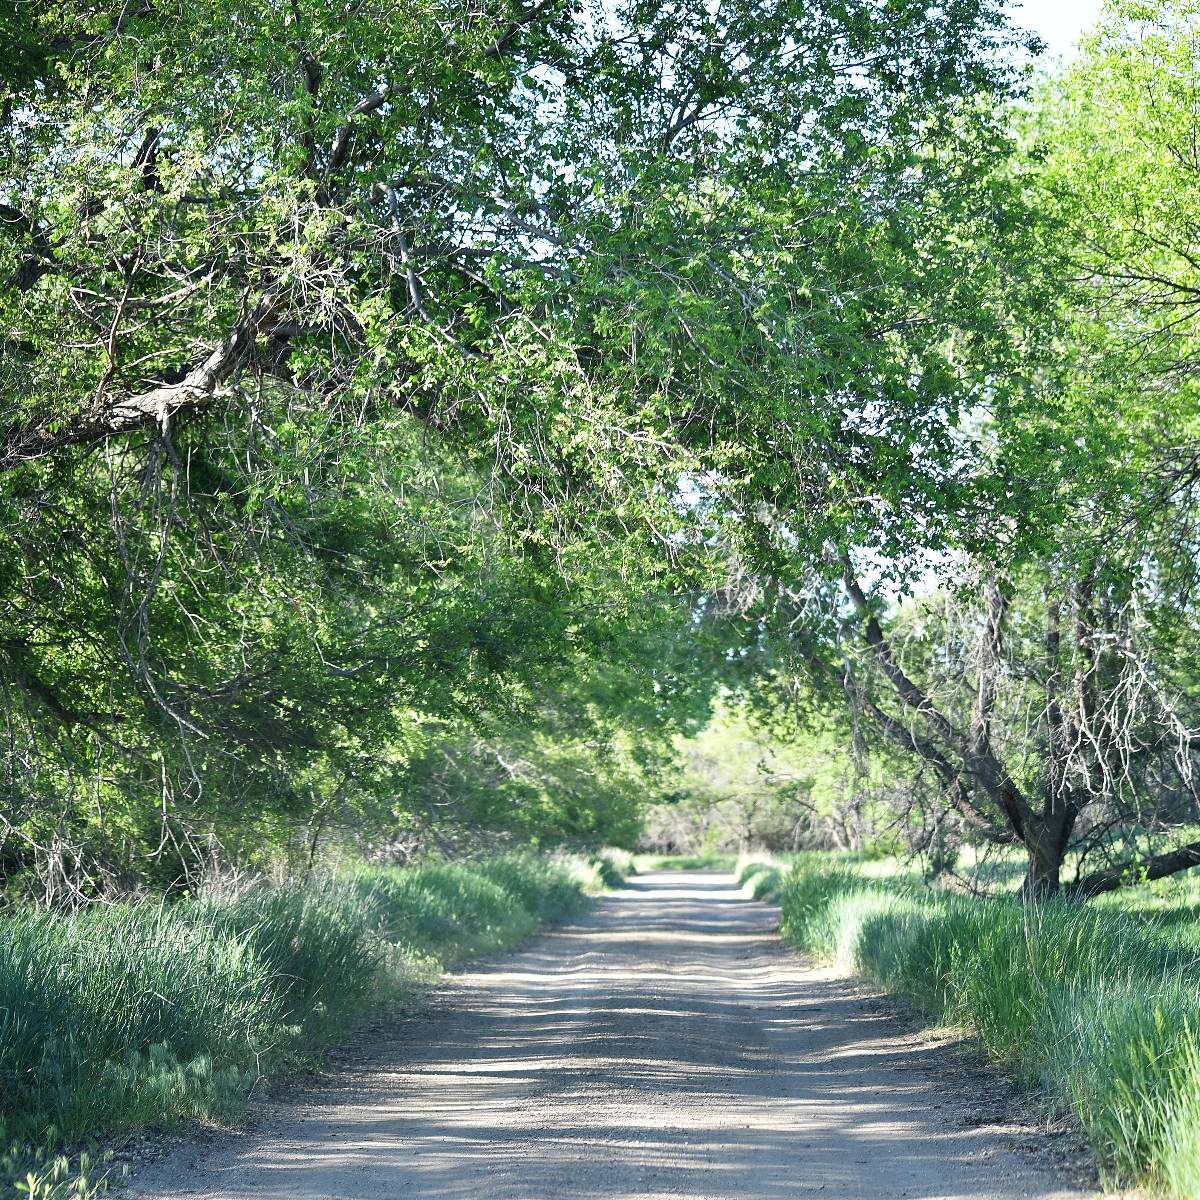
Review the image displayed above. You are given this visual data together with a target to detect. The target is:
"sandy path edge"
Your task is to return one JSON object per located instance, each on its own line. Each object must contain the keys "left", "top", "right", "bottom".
{"left": 126, "top": 871, "right": 1101, "bottom": 1200}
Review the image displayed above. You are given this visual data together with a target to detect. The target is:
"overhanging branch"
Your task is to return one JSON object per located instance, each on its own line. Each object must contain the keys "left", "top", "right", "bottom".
{"left": 811, "top": 651, "right": 1015, "bottom": 845}
{"left": 0, "top": 285, "right": 285, "bottom": 471}
{"left": 840, "top": 556, "right": 1038, "bottom": 834}
{"left": 484, "top": 0, "right": 558, "bottom": 57}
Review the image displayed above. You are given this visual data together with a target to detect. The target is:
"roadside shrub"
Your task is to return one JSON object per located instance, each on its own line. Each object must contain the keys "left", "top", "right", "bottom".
{"left": 341, "top": 861, "right": 517, "bottom": 947}
{"left": 1042, "top": 978, "right": 1200, "bottom": 1180}
{"left": 735, "top": 856, "right": 773, "bottom": 887}
{"left": 590, "top": 847, "right": 636, "bottom": 887}
{"left": 735, "top": 855, "right": 788, "bottom": 902}
{"left": 204, "top": 881, "right": 382, "bottom": 1023}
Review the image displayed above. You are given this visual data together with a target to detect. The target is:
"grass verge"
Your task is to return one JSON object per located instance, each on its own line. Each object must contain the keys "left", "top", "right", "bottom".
{"left": 779, "top": 854, "right": 1200, "bottom": 1197}
{"left": 734, "top": 854, "right": 789, "bottom": 901}
{"left": 0, "top": 849, "right": 623, "bottom": 1198}
{"left": 634, "top": 853, "right": 739, "bottom": 871}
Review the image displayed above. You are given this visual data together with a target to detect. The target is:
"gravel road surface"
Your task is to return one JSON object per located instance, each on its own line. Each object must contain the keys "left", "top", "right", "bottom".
{"left": 131, "top": 871, "right": 1089, "bottom": 1200}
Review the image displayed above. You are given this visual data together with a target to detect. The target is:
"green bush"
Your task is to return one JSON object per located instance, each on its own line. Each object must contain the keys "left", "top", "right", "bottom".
{"left": 1043, "top": 979, "right": 1200, "bottom": 1180}
{"left": 481, "top": 851, "right": 604, "bottom": 914}
{"left": 733, "top": 855, "right": 790, "bottom": 902}
{"left": 590, "top": 847, "right": 636, "bottom": 887}
{"left": 735, "top": 858, "right": 772, "bottom": 887}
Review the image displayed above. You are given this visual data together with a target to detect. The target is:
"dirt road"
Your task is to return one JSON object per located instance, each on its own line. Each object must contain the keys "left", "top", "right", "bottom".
{"left": 132, "top": 871, "right": 1089, "bottom": 1199}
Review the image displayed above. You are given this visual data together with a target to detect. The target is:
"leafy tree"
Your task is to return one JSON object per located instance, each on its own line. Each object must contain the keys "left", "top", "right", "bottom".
{"left": 0, "top": 419, "right": 659, "bottom": 898}
{"left": 297, "top": 610, "right": 716, "bottom": 861}
{"left": 695, "top": 0, "right": 1200, "bottom": 899}
{"left": 641, "top": 694, "right": 906, "bottom": 856}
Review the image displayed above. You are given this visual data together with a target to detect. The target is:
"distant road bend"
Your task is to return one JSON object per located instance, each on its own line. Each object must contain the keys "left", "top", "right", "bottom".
{"left": 134, "top": 871, "right": 1085, "bottom": 1200}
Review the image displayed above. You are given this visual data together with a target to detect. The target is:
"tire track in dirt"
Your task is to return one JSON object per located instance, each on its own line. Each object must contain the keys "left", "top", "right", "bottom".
{"left": 131, "top": 871, "right": 1090, "bottom": 1199}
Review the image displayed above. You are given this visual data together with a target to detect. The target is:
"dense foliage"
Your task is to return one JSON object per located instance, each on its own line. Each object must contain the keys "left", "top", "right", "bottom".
{"left": 0, "top": 0, "right": 1044, "bottom": 897}
{"left": 7, "top": 0, "right": 1200, "bottom": 904}
{"left": 678, "top": 0, "right": 1200, "bottom": 898}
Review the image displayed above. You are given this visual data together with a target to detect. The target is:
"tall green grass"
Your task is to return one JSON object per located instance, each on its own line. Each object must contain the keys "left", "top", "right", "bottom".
{"left": 734, "top": 854, "right": 790, "bottom": 901}
{"left": 779, "top": 855, "right": 1200, "bottom": 1196}
{"left": 0, "top": 850, "right": 613, "bottom": 1198}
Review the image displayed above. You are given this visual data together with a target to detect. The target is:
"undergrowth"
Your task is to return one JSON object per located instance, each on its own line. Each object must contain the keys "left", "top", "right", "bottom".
{"left": 779, "top": 854, "right": 1200, "bottom": 1197}
{"left": 0, "top": 849, "right": 624, "bottom": 1198}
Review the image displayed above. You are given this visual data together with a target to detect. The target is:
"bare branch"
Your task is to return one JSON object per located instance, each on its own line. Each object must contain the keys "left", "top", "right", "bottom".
{"left": 1071, "top": 839, "right": 1200, "bottom": 898}
{"left": 484, "top": 0, "right": 558, "bottom": 58}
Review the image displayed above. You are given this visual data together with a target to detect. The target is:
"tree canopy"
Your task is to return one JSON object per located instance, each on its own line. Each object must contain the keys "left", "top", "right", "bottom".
{"left": 10, "top": 0, "right": 1200, "bottom": 902}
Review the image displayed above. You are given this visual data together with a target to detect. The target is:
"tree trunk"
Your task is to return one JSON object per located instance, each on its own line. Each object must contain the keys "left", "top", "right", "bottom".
{"left": 1021, "top": 843, "right": 1061, "bottom": 898}
{"left": 1020, "top": 589, "right": 1069, "bottom": 899}
{"left": 1013, "top": 788, "right": 1077, "bottom": 899}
